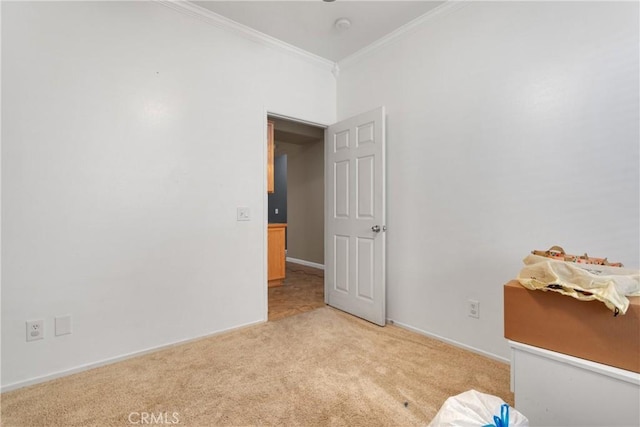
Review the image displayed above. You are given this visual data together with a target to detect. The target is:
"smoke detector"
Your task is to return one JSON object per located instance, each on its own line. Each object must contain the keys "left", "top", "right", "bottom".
{"left": 334, "top": 18, "right": 351, "bottom": 30}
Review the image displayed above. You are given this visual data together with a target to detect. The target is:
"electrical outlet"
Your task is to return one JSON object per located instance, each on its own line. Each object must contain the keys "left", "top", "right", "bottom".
{"left": 26, "top": 319, "right": 44, "bottom": 341}
{"left": 275, "top": 208, "right": 279, "bottom": 214}
{"left": 468, "top": 299, "right": 480, "bottom": 319}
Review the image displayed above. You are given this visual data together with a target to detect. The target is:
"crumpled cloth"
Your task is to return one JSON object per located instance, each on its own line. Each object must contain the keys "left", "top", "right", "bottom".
{"left": 517, "top": 254, "right": 640, "bottom": 315}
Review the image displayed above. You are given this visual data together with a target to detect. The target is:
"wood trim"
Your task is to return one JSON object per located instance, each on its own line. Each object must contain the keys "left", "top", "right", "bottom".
{"left": 267, "top": 121, "right": 275, "bottom": 193}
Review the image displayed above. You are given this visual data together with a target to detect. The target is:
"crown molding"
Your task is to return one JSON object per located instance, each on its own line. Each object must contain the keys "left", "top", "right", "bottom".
{"left": 155, "top": 0, "right": 336, "bottom": 73}
{"left": 338, "top": 0, "right": 470, "bottom": 71}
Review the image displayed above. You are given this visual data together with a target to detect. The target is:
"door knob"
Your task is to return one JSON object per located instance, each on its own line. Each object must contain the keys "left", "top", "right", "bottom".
{"left": 371, "top": 225, "right": 381, "bottom": 233}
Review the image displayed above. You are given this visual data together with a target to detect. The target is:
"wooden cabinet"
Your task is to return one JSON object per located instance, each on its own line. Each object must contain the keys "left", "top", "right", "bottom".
{"left": 268, "top": 223, "right": 287, "bottom": 287}
{"left": 267, "top": 120, "right": 274, "bottom": 193}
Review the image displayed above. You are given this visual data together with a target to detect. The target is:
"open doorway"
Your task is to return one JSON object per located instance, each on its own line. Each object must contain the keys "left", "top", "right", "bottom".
{"left": 267, "top": 107, "right": 387, "bottom": 325}
{"left": 267, "top": 115, "right": 327, "bottom": 321}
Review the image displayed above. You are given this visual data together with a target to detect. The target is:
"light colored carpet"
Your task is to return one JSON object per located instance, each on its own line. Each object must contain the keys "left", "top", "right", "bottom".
{"left": 1, "top": 307, "right": 512, "bottom": 426}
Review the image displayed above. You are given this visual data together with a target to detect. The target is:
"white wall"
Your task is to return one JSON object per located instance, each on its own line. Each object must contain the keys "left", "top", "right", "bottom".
{"left": 337, "top": 1, "right": 639, "bottom": 360}
{"left": 1, "top": 1, "right": 335, "bottom": 389}
{"left": 3, "top": 0, "right": 638, "bottom": 390}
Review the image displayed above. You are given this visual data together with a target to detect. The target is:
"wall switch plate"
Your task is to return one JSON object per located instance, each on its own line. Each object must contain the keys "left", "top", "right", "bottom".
{"left": 237, "top": 207, "right": 250, "bottom": 221}
{"left": 55, "top": 315, "right": 72, "bottom": 336}
{"left": 468, "top": 299, "right": 480, "bottom": 319}
{"left": 275, "top": 208, "right": 279, "bottom": 214}
{"left": 26, "top": 319, "right": 44, "bottom": 341}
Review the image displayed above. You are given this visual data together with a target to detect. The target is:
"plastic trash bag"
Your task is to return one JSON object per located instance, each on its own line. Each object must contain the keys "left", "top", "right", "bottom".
{"left": 518, "top": 254, "right": 640, "bottom": 315}
{"left": 428, "top": 389, "right": 528, "bottom": 427}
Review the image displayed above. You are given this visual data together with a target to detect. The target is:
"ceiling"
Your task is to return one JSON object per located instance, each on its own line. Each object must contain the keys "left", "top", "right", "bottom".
{"left": 192, "top": 1, "right": 445, "bottom": 62}
{"left": 270, "top": 116, "right": 324, "bottom": 146}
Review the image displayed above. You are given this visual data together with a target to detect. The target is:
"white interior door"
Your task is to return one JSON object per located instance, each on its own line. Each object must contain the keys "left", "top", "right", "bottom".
{"left": 325, "top": 107, "right": 386, "bottom": 326}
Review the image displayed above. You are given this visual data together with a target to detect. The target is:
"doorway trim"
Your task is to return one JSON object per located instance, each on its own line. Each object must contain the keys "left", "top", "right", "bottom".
{"left": 263, "top": 108, "right": 329, "bottom": 321}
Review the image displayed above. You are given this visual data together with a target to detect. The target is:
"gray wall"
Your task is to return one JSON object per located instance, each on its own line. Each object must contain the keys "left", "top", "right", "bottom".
{"left": 278, "top": 140, "right": 324, "bottom": 265}
{"left": 268, "top": 154, "right": 287, "bottom": 224}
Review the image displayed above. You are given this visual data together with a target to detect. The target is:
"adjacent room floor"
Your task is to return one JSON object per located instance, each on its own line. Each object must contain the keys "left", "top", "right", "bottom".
{"left": 268, "top": 262, "right": 325, "bottom": 321}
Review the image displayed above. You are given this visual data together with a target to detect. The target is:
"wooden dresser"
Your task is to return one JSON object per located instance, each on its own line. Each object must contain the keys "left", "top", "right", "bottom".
{"left": 504, "top": 280, "right": 640, "bottom": 426}
{"left": 268, "top": 223, "right": 287, "bottom": 287}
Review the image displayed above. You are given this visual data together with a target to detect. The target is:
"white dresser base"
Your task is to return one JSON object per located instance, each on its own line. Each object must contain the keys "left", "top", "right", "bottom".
{"left": 509, "top": 340, "right": 640, "bottom": 426}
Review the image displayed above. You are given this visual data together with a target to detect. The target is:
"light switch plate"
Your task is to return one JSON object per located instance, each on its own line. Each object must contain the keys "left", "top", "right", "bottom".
{"left": 237, "top": 207, "right": 250, "bottom": 221}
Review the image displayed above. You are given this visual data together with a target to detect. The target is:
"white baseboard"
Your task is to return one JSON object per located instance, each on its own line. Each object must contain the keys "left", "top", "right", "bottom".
{"left": 387, "top": 318, "right": 510, "bottom": 365}
{"left": 286, "top": 257, "right": 325, "bottom": 270}
{"left": 1, "top": 319, "right": 265, "bottom": 393}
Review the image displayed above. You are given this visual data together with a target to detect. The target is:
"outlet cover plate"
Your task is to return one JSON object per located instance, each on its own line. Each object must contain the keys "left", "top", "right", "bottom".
{"left": 468, "top": 299, "right": 480, "bottom": 319}
{"left": 55, "top": 315, "right": 72, "bottom": 336}
{"left": 26, "top": 319, "right": 44, "bottom": 342}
